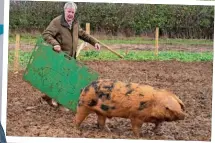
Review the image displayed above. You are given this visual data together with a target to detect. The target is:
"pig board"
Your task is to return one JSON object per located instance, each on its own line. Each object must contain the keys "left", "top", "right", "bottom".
{"left": 23, "top": 37, "right": 99, "bottom": 112}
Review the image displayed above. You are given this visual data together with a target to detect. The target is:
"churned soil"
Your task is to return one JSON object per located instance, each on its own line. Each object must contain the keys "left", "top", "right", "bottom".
{"left": 6, "top": 60, "right": 212, "bottom": 141}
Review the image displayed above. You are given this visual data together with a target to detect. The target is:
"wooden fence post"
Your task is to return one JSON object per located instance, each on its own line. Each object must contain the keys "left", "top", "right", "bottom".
{"left": 155, "top": 27, "right": 159, "bottom": 56}
{"left": 76, "top": 23, "right": 90, "bottom": 57}
{"left": 86, "top": 23, "right": 90, "bottom": 35}
{"left": 85, "top": 23, "right": 90, "bottom": 50}
{"left": 14, "top": 34, "right": 20, "bottom": 72}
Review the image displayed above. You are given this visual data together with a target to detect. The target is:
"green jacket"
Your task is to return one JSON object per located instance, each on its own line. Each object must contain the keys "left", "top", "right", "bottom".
{"left": 42, "top": 13, "right": 97, "bottom": 57}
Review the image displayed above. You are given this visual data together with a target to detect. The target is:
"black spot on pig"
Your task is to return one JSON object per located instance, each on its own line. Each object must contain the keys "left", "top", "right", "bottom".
{"left": 88, "top": 99, "right": 97, "bottom": 106}
{"left": 84, "top": 86, "right": 90, "bottom": 93}
{"left": 92, "top": 81, "right": 101, "bottom": 94}
{"left": 101, "top": 104, "right": 109, "bottom": 111}
{"left": 111, "top": 106, "right": 116, "bottom": 110}
{"left": 98, "top": 92, "right": 111, "bottom": 100}
{"left": 103, "top": 85, "right": 113, "bottom": 91}
{"left": 103, "top": 82, "right": 115, "bottom": 92}
{"left": 138, "top": 101, "right": 147, "bottom": 110}
{"left": 126, "top": 89, "right": 133, "bottom": 96}
{"left": 91, "top": 81, "right": 99, "bottom": 87}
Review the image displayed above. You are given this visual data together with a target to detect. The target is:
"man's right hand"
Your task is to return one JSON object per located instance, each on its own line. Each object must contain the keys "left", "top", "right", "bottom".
{"left": 53, "top": 45, "right": 61, "bottom": 52}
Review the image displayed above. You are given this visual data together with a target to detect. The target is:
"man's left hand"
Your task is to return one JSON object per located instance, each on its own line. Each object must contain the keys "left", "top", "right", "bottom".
{"left": 95, "top": 43, "right": 101, "bottom": 50}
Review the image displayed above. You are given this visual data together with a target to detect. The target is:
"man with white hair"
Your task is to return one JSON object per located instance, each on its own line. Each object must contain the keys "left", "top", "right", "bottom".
{"left": 43, "top": 2, "right": 100, "bottom": 55}
{"left": 42, "top": 2, "right": 101, "bottom": 109}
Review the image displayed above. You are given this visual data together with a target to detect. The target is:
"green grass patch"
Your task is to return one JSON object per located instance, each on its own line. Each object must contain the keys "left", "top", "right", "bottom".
{"left": 8, "top": 50, "right": 32, "bottom": 69}
{"left": 100, "top": 37, "right": 213, "bottom": 46}
{"left": 78, "top": 50, "right": 213, "bottom": 62}
{"left": 9, "top": 34, "right": 38, "bottom": 45}
{"left": 8, "top": 49, "right": 213, "bottom": 70}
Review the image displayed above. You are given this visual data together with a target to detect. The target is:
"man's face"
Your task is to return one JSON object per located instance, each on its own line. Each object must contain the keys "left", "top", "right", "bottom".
{"left": 65, "top": 8, "right": 75, "bottom": 22}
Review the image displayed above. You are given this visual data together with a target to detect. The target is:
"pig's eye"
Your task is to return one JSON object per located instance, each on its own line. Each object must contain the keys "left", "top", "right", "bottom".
{"left": 165, "top": 107, "right": 169, "bottom": 110}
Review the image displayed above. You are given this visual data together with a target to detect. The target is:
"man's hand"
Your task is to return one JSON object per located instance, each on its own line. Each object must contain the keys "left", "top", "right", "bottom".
{"left": 95, "top": 43, "right": 101, "bottom": 50}
{"left": 53, "top": 45, "right": 61, "bottom": 52}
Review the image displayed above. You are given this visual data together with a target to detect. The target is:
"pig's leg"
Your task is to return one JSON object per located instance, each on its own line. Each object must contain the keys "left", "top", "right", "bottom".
{"left": 153, "top": 122, "right": 162, "bottom": 135}
{"left": 154, "top": 122, "right": 160, "bottom": 130}
{"left": 130, "top": 118, "right": 143, "bottom": 137}
{"left": 97, "top": 114, "right": 111, "bottom": 132}
{"left": 75, "top": 105, "right": 91, "bottom": 129}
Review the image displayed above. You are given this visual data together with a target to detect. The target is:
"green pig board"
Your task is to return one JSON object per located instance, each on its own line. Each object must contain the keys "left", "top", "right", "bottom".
{"left": 23, "top": 37, "right": 99, "bottom": 112}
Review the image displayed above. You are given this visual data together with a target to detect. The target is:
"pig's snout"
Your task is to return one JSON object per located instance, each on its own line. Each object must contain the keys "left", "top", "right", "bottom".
{"left": 177, "top": 111, "right": 187, "bottom": 120}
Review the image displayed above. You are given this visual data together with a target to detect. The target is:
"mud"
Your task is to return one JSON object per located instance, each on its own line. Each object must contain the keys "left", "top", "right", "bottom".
{"left": 6, "top": 60, "right": 212, "bottom": 141}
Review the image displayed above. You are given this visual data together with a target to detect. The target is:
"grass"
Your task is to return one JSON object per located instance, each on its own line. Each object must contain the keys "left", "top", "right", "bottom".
{"left": 8, "top": 33, "right": 213, "bottom": 70}
{"left": 8, "top": 50, "right": 32, "bottom": 69}
{"left": 100, "top": 38, "right": 213, "bottom": 46}
{"left": 78, "top": 50, "right": 213, "bottom": 62}
{"left": 8, "top": 34, "right": 213, "bottom": 46}
{"left": 8, "top": 49, "right": 213, "bottom": 70}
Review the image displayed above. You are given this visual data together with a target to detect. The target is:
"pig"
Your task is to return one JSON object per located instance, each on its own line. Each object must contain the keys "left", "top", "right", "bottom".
{"left": 74, "top": 79, "right": 186, "bottom": 137}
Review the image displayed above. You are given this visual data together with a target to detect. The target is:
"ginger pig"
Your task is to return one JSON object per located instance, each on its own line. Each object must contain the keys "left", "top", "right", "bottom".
{"left": 74, "top": 79, "right": 186, "bottom": 137}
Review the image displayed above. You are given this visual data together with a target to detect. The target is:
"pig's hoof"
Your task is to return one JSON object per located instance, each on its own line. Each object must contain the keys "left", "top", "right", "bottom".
{"left": 97, "top": 124, "right": 111, "bottom": 133}
{"left": 51, "top": 99, "right": 59, "bottom": 107}
{"left": 74, "top": 125, "right": 81, "bottom": 131}
{"left": 153, "top": 123, "right": 161, "bottom": 134}
{"left": 153, "top": 129, "right": 163, "bottom": 136}
{"left": 74, "top": 126, "right": 82, "bottom": 135}
{"left": 134, "top": 133, "right": 142, "bottom": 138}
{"left": 104, "top": 125, "right": 111, "bottom": 133}
{"left": 59, "top": 106, "right": 70, "bottom": 112}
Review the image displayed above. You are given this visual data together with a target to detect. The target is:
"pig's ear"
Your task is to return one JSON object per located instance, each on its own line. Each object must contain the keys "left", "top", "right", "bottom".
{"left": 178, "top": 99, "right": 185, "bottom": 111}
{"left": 171, "top": 94, "right": 185, "bottom": 111}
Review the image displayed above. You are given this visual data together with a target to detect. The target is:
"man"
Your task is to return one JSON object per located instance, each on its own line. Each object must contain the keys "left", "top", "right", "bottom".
{"left": 41, "top": 2, "right": 100, "bottom": 109}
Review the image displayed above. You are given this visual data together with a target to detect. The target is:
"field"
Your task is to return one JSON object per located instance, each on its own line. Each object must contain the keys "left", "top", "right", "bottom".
{"left": 6, "top": 36, "right": 213, "bottom": 141}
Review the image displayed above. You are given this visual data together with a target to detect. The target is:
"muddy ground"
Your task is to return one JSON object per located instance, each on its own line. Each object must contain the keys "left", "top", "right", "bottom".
{"left": 6, "top": 60, "right": 213, "bottom": 141}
